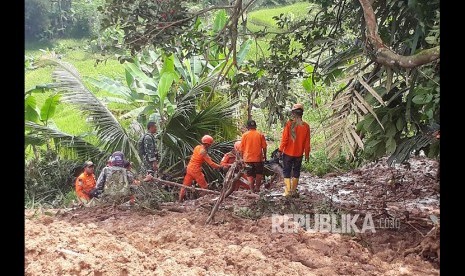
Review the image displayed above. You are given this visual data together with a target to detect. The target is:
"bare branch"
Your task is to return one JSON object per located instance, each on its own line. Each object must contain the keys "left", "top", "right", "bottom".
{"left": 358, "top": 0, "right": 439, "bottom": 68}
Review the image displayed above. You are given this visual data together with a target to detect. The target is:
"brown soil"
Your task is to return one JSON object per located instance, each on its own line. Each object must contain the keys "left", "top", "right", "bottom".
{"left": 25, "top": 157, "right": 439, "bottom": 275}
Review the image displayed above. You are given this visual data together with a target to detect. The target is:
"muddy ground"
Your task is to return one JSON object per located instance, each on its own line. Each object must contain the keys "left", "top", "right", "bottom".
{"left": 25, "top": 156, "right": 440, "bottom": 275}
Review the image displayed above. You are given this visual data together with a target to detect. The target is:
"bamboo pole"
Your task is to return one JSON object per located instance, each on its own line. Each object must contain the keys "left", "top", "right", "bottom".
{"left": 206, "top": 161, "right": 242, "bottom": 224}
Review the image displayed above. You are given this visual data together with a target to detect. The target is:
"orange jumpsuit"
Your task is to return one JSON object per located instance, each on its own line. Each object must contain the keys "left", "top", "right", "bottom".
{"left": 180, "top": 145, "right": 221, "bottom": 200}
{"left": 279, "top": 119, "right": 311, "bottom": 179}
{"left": 279, "top": 120, "right": 311, "bottom": 158}
{"left": 240, "top": 128, "right": 267, "bottom": 190}
{"left": 241, "top": 129, "right": 267, "bottom": 163}
{"left": 75, "top": 172, "right": 96, "bottom": 201}
{"left": 220, "top": 152, "right": 236, "bottom": 168}
{"left": 220, "top": 152, "right": 249, "bottom": 190}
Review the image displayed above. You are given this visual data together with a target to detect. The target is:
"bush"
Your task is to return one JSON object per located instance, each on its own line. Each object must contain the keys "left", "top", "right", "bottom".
{"left": 302, "top": 150, "right": 355, "bottom": 177}
{"left": 25, "top": 150, "right": 81, "bottom": 208}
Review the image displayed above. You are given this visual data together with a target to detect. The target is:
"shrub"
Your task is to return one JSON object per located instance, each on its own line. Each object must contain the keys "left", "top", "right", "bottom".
{"left": 25, "top": 150, "right": 81, "bottom": 207}
{"left": 302, "top": 150, "right": 355, "bottom": 177}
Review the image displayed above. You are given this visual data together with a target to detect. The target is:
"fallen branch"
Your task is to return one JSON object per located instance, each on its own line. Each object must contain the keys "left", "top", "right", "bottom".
{"left": 406, "top": 221, "right": 426, "bottom": 237}
{"left": 403, "top": 225, "right": 439, "bottom": 259}
{"left": 164, "top": 206, "right": 188, "bottom": 213}
{"left": 211, "top": 195, "right": 240, "bottom": 200}
{"left": 206, "top": 161, "right": 242, "bottom": 224}
{"left": 151, "top": 178, "right": 222, "bottom": 195}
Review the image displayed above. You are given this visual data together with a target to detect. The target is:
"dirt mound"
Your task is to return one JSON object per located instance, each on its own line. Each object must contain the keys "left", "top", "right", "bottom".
{"left": 25, "top": 207, "right": 438, "bottom": 275}
{"left": 25, "top": 156, "right": 439, "bottom": 275}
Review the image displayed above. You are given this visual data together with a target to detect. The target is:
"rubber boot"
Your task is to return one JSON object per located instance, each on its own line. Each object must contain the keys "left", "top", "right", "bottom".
{"left": 291, "top": 178, "right": 299, "bottom": 197}
{"left": 283, "top": 178, "right": 291, "bottom": 197}
{"left": 255, "top": 174, "right": 263, "bottom": 192}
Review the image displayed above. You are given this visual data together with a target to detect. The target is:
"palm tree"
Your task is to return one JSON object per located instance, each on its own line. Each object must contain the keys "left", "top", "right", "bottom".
{"left": 27, "top": 55, "right": 239, "bottom": 179}
{"left": 28, "top": 55, "right": 140, "bottom": 167}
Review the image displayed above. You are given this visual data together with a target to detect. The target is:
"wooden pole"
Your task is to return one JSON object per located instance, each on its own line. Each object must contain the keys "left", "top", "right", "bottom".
{"left": 151, "top": 178, "right": 222, "bottom": 195}
{"left": 206, "top": 161, "right": 242, "bottom": 224}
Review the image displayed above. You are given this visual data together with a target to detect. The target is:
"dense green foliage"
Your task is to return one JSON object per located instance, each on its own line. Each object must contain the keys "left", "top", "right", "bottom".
{"left": 257, "top": 0, "right": 439, "bottom": 162}
{"left": 25, "top": 150, "right": 80, "bottom": 208}
{"left": 25, "top": 0, "right": 104, "bottom": 42}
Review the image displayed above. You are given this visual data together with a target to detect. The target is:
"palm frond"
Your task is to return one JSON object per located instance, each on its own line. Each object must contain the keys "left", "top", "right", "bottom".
{"left": 320, "top": 46, "right": 364, "bottom": 75}
{"left": 25, "top": 121, "right": 106, "bottom": 165}
{"left": 85, "top": 76, "right": 134, "bottom": 99}
{"left": 157, "top": 74, "right": 238, "bottom": 177}
{"left": 325, "top": 79, "right": 384, "bottom": 159}
{"left": 349, "top": 127, "right": 364, "bottom": 150}
{"left": 36, "top": 56, "right": 141, "bottom": 165}
{"left": 353, "top": 90, "right": 384, "bottom": 130}
{"left": 358, "top": 77, "right": 386, "bottom": 106}
{"left": 387, "top": 124, "right": 440, "bottom": 165}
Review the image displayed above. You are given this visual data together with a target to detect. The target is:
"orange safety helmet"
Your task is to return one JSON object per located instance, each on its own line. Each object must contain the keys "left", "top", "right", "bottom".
{"left": 201, "top": 135, "right": 214, "bottom": 145}
{"left": 291, "top": 103, "right": 304, "bottom": 111}
{"left": 234, "top": 141, "right": 241, "bottom": 151}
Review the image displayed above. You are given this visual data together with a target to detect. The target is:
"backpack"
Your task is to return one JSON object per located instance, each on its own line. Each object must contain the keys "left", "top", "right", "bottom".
{"left": 96, "top": 166, "right": 131, "bottom": 204}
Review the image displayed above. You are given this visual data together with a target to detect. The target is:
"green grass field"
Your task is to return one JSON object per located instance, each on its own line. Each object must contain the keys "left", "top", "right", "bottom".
{"left": 247, "top": 2, "right": 315, "bottom": 33}
{"left": 25, "top": 39, "right": 125, "bottom": 91}
{"left": 25, "top": 38, "right": 126, "bottom": 137}
{"left": 245, "top": 2, "right": 318, "bottom": 61}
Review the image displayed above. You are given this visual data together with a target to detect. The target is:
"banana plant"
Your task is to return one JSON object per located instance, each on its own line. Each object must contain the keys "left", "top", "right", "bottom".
{"left": 25, "top": 85, "right": 66, "bottom": 159}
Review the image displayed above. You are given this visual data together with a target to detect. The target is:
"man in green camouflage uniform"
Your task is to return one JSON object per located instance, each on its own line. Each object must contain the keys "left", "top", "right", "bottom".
{"left": 140, "top": 121, "right": 160, "bottom": 176}
{"left": 93, "top": 152, "right": 133, "bottom": 204}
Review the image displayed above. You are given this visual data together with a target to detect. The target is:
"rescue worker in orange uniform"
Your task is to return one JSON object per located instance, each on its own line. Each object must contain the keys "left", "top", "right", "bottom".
{"left": 220, "top": 141, "right": 242, "bottom": 170}
{"left": 179, "top": 135, "right": 223, "bottom": 202}
{"left": 278, "top": 103, "right": 311, "bottom": 197}
{"left": 75, "top": 161, "right": 97, "bottom": 203}
{"left": 221, "top": 141, "right": 250, "bottom": 194}
{"left": 240, "top": 120, "right": 267, "bottom": 192}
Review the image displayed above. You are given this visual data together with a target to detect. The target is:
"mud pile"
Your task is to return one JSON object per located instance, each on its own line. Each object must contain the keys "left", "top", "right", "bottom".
{"left": 25, "top": 156, "right": 439, "bottom": 275}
